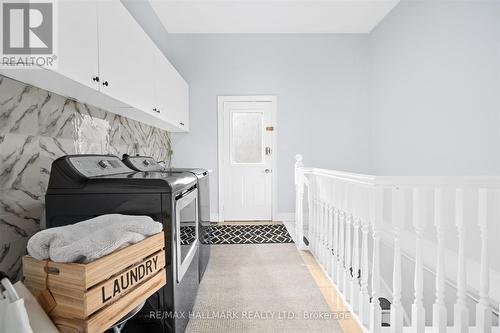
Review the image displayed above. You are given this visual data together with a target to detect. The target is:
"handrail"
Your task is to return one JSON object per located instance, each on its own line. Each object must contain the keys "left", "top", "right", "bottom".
{"left": 302, "top": 167, "right": 376, "bottom": 185}
{"left": 302, "top": 167, "right": 500, "bottom": 187}
{"left": 294, "top": 154, "right": 499, "bottom": 332}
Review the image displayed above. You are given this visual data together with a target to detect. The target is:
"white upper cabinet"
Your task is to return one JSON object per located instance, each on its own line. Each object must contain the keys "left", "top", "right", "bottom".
{"left": 97, "top": 0, "right": 156, "bottom": 114}
{"left": 0, "top": 0, "right": 188, "bottom": 132}
{"left": 154, "top": 49, "right": 189, "bottom": 131}
{"left": 55, "top": 1, "right": 99, "bottom": 91}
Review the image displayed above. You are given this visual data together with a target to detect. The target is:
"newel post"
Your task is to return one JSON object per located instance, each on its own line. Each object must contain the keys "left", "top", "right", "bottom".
{"left": 294, "top": 154, "right": 305, "bottom": 249}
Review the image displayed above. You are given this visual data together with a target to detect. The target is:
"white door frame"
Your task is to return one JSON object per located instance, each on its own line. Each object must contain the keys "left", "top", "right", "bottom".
{"left": 217, "top": 96, "right": 278, "bottom": 222}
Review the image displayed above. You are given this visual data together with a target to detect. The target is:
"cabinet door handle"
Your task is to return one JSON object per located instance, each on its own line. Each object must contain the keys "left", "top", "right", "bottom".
{"left": 92, "top": 76, "right": 99, "bottom": 82}
{"left": 179, "top": 122, "right": 184, "bottom": 126}
{"left": 153, "top": 108, "right": 160, "bottom": 113}
{"left": 102, "top": 81, "right": 109, "bottom": 87}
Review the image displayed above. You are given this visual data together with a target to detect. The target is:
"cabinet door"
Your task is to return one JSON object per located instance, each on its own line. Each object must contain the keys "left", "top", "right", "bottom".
{"left": 54, "top": 0, "right": 99, "bottom": 90}
{"left": 97, "top": 0, "right": 155, "bottom": 112}
{"left": 155, "top": 50, "right": 189, "bottom": 131}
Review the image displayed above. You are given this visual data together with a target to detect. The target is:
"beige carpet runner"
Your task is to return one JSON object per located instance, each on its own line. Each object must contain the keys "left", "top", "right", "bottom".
{"left": 186, "top": 244, "right": 344, "bottom": 332}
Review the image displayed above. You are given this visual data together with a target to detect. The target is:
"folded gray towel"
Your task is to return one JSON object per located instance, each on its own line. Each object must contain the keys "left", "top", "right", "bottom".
{"left": 27, "top": 214, "right": 163, "bottom": 264}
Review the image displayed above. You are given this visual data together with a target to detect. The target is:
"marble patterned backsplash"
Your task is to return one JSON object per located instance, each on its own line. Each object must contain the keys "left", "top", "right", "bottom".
{"left": 0, "top": 75, "right": 172, "bottom": 280}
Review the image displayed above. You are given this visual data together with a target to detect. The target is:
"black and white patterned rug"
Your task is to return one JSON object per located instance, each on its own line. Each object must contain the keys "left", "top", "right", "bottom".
{"left": 210, "top": 224, "right": 293, "bottom": 244}
{"left": 181, "top": 224, "right": 294, "bottom": 245}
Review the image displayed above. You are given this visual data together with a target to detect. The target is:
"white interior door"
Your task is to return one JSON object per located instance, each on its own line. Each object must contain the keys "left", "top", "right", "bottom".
{"left": 222, "top": 101, "right": 274, "bottom": 221}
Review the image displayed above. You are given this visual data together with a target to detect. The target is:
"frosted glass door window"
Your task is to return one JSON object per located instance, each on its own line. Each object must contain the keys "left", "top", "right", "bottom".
{"left": 231, "top": 112, "right": 263, "bottom": 164}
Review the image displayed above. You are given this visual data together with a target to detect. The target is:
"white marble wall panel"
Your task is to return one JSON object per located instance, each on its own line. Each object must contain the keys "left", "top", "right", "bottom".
{"left": 0, "top": 75, "right": 172, "bottom": 279}
{"left": 0, "top": 134, "right": 41, "bottom": 193}
{"left": 0, "top": 77, "right": 39, "bottom": 135}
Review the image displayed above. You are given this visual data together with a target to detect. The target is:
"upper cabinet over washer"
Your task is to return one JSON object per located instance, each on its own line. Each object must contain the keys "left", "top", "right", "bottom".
{"left": 55, "top": 0, "right": 100, "bottom": 91}
{"left": 0, "top": 0, "right": 189, "bottom": 132}
{"left": 97, "top": 0, "right": 157, "bottom": 116}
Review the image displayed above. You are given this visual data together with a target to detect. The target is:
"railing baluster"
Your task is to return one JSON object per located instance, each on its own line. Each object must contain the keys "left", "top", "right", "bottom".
{"left": 318, "top": 192, "right": 322, "bottom": 259}
{"left": 313, "top": 191, "right": 319, "bottom": 256}
{"left": 327, "top": 202, "right": 334, "bottom": 278}
{"left": 333, "top": 203, "right": 340, "bottom": 284}
{"left": 310, "top": 195, "right": 314, "bottom": 253}
{"left": 344, "top": 186, "right": 352, "bottom": 300}
{"left": 307, "top": 180, "right": 314, "bottom": 252}
{"left": 322, "top": 198, "right": 327, "bottom": 268}
{"left": 350, "top": 186, "right": 360, "bottom": 313}
{"left": 338, "top": 188, "right": 346, "bottom": 292}
{"left": 317, "top": 197, "right": 325, "bottom": 267}
{"left": 369, "top": 187, "right": 383, "bottom": 333}
{"left": 323, "top": 199, "right": 328, "bottom": 269}
{"left": 325, "top": 202, "right": 330, "bottom": 276}
{"left": 391, "top": 187, "right": 404, "bottom": 332}
{"left": 331, "top": 181, "right": 338, "bottom": 280}
{"left": 326, "top": 180, "right": 334, "bottom": 281}
{"left": 454, "top": 188, "right": 469, "bottom": 332}
{"left": 317, "top": 190, "right": 322, "bottom": 260}
{"left": 311, "top": 190, "right": 316, "bottom": 255}
{"left": 359, "top": 187, "right": 370, "bottom": 326}
{"left": 307, "top": 181, "right": 313, "bottom": 252}
{"left": 433, "top": 188, "right": 447, "bottom": 333}
{"left": 412, "top": 188, "right": 426, "bottom": 333}
{"left": 476, "top": 188, "right": 491, "bottom": 333}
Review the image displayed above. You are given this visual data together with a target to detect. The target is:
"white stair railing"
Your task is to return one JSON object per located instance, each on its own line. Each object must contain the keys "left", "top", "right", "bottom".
{"left": 294, "top": 154, "right": 500, "bottom": 332}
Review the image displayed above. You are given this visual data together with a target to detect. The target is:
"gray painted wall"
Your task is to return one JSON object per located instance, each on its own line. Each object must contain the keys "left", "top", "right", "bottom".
{"left": 369, "top": 0, "right": 500, "bottom": 175}
{"left": 164, "top": 34, "right": 371, "bottom": 216}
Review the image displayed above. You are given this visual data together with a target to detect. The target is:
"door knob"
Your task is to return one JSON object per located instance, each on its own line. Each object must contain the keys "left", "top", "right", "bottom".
{"left": 264, "top": 169, "right": 271, "bottom": 173}
{"left": 92, "top": 76, "right": 99, "bottom": 82}
{"left": 102, "top": 81, "right": 109, "bottom": 87}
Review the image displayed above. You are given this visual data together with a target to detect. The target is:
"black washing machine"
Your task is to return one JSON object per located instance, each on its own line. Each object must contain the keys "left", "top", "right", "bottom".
{"left": 45, "top": 155, "right": 200, "bottom": 333}
{"left": 122, "top": 155, "right": 211, "bottom": 282}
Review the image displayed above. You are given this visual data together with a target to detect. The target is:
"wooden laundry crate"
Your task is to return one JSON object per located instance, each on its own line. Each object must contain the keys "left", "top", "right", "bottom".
{"left": 22, "top": 231, "right": 166, "bottom": 333}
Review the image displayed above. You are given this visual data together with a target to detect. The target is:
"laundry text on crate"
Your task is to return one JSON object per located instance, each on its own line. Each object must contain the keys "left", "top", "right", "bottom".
{"left": 101, "top": 255, "right": 160, "bottom": 303}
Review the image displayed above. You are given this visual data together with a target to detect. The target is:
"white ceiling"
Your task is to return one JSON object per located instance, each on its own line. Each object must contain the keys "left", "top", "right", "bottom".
{"left": 149, "top": 0, "right": 399, "bottom": 34}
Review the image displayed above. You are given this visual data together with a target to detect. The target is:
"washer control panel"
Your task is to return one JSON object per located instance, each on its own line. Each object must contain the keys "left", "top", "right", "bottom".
{"left": 68, "top": 155, "right": 132, "bottom": 177}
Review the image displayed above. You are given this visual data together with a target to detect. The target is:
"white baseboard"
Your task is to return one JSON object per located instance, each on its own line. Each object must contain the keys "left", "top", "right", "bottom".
{"left": 210, "top": 212, "right": 295, "bottom": 223}
{"left": 210, "top": 212, "right": 220, "bottom": 222}
{"left": 275, "top": 212, "right": 295, "bottom": 222}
